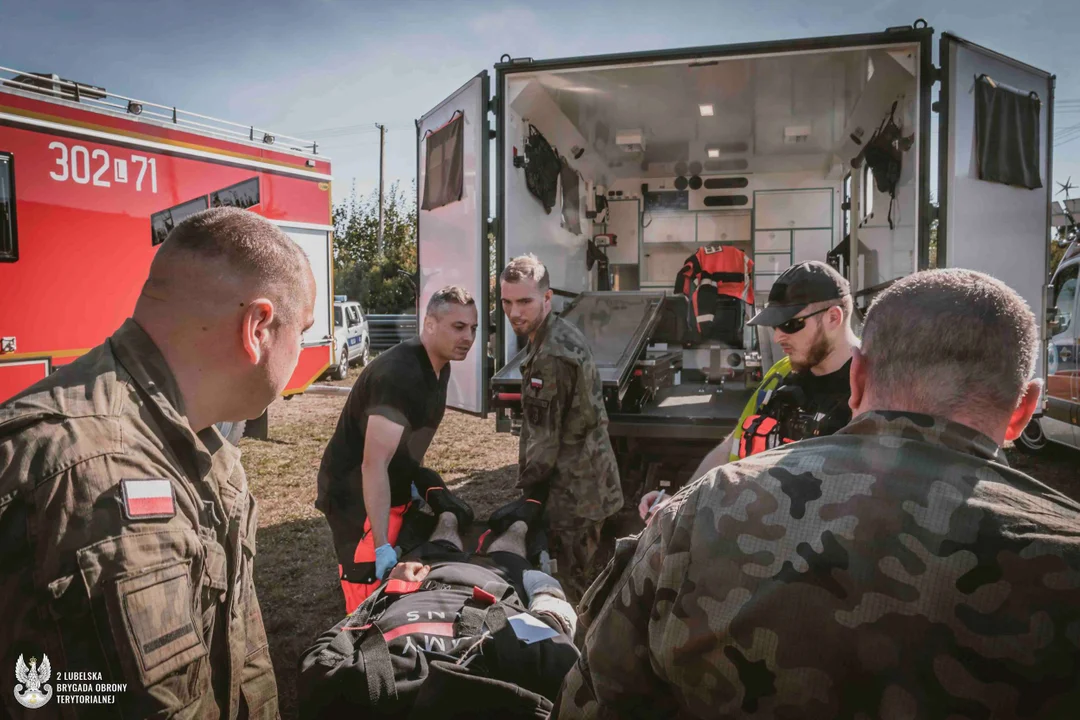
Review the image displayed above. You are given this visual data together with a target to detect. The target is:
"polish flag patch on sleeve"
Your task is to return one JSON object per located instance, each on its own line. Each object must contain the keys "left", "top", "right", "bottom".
{"left": 120, "top": 479, "right": 177, "bottom": 520}
{"left": 530, "top": 378, "right": 544, "bottom": 390}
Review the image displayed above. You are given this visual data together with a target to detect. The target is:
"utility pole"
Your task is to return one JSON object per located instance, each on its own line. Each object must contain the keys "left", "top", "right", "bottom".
{"left": 376, "top": 123, "right": 386, "bottom": 255}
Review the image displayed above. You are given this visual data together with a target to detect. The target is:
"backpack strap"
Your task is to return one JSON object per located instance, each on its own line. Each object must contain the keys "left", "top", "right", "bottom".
{"left": 312, "top": 585, "right": 401, "bottom": 707}
{"left": 486, "top": 604, "right": 512, "bottom": 636}
{"left": 456, "top": 605, "right": 487, "bottom": 637}
{"left": 359, "top": 630, "right": 399, "bottom": 705}
{"left": 348, "top": 581, "right": 392, "bottom": 627}
{"left": 455, "top": 580, "right": 521, "bottom": 636}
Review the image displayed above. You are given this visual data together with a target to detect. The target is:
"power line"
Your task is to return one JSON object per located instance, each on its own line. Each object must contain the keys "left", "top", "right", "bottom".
{"left": 291, "top": 121, "right": 412, "bottom": 140}
{"left": 291, "top": 123, "right": 380, "bottom": 137}
{"left": 1054, "top": 123, "right": 1080, "bottom": 146}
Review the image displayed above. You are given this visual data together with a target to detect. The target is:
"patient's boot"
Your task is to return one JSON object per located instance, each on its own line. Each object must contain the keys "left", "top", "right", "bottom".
{"left": 487, "top": 520, "right": 528, "bottom": 557}
{"left": 428, "top": 511, "right": 463, "bottom": 551}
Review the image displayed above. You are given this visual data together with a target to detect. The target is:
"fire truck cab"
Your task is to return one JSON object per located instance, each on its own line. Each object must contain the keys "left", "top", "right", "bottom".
{"left": 0, "top": 66, "right": 336, "bottom": 417}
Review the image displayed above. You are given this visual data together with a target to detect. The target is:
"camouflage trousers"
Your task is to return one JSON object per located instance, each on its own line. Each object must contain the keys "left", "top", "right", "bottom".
{"left": 548, "top": 519, "right": 610, "bottom": 605}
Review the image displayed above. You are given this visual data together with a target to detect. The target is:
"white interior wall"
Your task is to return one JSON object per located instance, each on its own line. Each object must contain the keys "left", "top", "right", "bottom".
{"left": 504, "top": 80, "right": 608, "bottom": 292}
{"left": 853, "top": 91, "right": 919, "bottom": 291}
{"left": 609, "top": 171, "right": 844, "bottom": 287}
{"left": 503, "top": 80, "right": 605, "bottom": 359}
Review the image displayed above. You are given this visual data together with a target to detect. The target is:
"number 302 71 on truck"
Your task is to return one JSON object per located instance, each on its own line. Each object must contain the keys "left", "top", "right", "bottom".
{"left": 0, "top": 67, "right": 338, "bottom": 429}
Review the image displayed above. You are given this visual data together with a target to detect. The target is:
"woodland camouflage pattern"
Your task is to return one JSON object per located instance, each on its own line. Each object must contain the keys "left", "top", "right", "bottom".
{"left": 554, "top": 411, "right": 1080, "bottom": 719}
{"left": 518, "top": 312, "right": 623, "bottom": 528}
{"left": 0, "top": 320, "right": 277, "bottom": 719}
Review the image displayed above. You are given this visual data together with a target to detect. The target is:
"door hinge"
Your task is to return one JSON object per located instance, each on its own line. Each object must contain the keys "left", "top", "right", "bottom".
{"left": 489, "top": 129, "right": 497, "bottom": 140}
{"left": 928, "top": 64, "right": 942, "bottom": 85}
{"left": 488, "top": 95, "right": 499, "bottom": 114}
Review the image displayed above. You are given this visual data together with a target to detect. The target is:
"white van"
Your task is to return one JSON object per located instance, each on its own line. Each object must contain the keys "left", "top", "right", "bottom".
{"left": 1022, "top": 239, "right": 1080, "bottom": 452}
{"left": 330, "top": 297, "right": 370, "bottom": 380}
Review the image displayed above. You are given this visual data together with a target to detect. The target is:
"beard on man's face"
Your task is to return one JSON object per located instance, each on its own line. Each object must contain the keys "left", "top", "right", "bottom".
{"left": 790, "top": 322, "right": 832, "bottom": 373}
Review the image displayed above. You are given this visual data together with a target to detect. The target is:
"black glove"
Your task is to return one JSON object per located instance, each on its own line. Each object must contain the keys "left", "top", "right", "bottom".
{"left": 488, "top": 495, "right": 545, "bottom": 536}
{"left": 417, "top": 467, "right": 475, "bottom": 529}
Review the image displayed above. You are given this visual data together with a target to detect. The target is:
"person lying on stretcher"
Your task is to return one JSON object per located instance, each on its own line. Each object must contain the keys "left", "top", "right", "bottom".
{"left": 297, "top": 510, "right": 579, "bottom": 720}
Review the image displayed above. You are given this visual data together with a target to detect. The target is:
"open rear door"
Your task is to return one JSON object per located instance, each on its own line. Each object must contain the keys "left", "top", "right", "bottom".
{"left": 938, "top": 33, "right": 1054, "bottom": 388}
{"left": 417, "top": 72, "right": 490, "bottom": 415}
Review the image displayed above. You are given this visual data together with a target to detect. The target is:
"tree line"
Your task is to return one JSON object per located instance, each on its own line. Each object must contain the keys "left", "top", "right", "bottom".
{"left": 332, "top": 181, "right": 418, "bottom": 315}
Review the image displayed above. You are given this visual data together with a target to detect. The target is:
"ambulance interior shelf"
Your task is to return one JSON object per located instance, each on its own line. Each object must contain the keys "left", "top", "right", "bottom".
{"left": 641, "top": 212, "right": 751, "bottom": 286}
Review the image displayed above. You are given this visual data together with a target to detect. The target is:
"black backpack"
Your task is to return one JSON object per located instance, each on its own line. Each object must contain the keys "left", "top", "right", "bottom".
{"left": 524, "top": 125, "right": 561, "bottom": 214}
{"left": 296, "top": 562, "right": 578, "bottom": 719}
{"left": 858, "top": 101, "right": 914, "bottom": 229}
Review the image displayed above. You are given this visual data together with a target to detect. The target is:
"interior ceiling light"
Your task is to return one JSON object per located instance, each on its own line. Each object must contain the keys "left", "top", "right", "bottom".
{"left": 707, "top": 148, "right": 720, "bottom": 158}
{"left": 699, "top": 104, "right": 714, "bottom": 117}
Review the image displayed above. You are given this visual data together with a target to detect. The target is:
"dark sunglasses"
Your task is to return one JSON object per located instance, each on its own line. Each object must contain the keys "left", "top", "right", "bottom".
{"left": 774, "top": 306, "right": 831, "bottom": 334}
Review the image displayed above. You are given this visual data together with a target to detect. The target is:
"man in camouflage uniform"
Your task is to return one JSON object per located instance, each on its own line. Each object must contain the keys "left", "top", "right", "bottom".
{"left": 497, "top": 254, "right": 623, "bottom": 602}
{"left": 0, "top": 208, "right": 314, "bottom": 718}
{"left": 555, "top": 269, "right": 1080, "bottom": 719}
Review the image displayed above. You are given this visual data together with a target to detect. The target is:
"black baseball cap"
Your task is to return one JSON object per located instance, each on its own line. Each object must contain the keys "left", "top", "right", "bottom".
{"left": 747, "top": 261, "right": 850, "bottom": 327}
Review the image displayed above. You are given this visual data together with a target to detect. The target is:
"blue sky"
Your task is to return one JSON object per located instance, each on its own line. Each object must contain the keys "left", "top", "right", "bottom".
{"left": 3, "top": 0, "right": 1078, "bottom": 205}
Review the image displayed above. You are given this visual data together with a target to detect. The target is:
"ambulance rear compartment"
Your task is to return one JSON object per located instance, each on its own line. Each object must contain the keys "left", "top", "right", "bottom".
{"left": 495, "top": 35, "right": 927, "bottom": 439}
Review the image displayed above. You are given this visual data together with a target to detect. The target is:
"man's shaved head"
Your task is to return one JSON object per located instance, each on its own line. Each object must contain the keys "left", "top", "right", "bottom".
{"left": 134, "top": 206, "right": 317, "bottom": 432}
{"left": 850, "top": 268, "right": 1042, "bottom": 444}
{"left": 142, "top": 206, "right": 312, "bottom": 325}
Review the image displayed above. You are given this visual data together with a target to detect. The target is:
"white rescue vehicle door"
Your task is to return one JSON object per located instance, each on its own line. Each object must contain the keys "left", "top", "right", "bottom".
{"left": 416, "top": 72, "right": 490, "bottom": 416}
{"left": 938, "top": 33, "right": 1054, "bottom": 387}
{"left": 282, "top": 225, "right": 333, "bottom": 348}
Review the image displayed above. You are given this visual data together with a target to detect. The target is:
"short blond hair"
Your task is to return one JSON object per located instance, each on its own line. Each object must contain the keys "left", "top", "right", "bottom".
{"left": 500, "top": 254, "right": 549, "bottom": 291}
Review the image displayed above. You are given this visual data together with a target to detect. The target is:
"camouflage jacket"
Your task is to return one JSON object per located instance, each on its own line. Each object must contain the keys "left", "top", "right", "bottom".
{"left": 519, "top": 312, "right": 622, "bottom": 526}
{"left": 554, "top": 411, "right": 1080, "bottom": 719}
{"left": 0, "top": 320, "right": 278, "bottom": 719}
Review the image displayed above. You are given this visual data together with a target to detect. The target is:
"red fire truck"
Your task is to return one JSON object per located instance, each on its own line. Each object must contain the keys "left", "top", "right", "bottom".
{"left": 0, "top": 66, "right": 335, "bottom": 416}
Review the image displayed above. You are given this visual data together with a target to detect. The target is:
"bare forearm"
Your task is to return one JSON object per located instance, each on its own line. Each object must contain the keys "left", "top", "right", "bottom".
{"left": 361, "top": 462, "right": 392, "bottom": 546}
{"left": 690, "top": 433, "right": 734, "bottom": 480}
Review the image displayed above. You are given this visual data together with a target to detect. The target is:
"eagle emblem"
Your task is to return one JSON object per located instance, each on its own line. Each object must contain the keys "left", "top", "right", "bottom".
{"left": 14, "top": 654, "right": 53, "bottom": 709}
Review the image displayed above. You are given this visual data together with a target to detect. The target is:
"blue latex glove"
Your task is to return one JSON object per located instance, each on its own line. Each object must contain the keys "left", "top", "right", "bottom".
{"left": 374, "top": 543, "right": 398, "bottom": 580}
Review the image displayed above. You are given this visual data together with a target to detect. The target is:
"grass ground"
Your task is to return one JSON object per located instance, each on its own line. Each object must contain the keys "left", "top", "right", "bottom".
{"left": 245, "top": 365, "right": 1080, "bottom": 718}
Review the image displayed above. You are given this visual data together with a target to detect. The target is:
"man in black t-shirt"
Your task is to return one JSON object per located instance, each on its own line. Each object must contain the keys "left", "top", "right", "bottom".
{"left": 317, "top": 286, "right": 480, "bottom": 613}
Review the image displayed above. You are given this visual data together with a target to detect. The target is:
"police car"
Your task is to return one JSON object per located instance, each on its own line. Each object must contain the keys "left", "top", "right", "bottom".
{"left": 330, "top": 296, "right": 371, "bottom": 380}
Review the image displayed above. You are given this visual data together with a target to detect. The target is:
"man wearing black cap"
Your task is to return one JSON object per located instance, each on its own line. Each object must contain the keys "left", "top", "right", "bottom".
{"left": 638, "top": 261, "right": 859, "bottom": 518}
